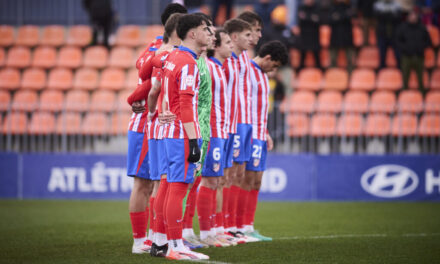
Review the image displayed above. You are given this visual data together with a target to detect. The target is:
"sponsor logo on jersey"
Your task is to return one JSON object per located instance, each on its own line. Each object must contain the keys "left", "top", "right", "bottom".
{"left": 184, "top": 75, "right": 195, "bottom": 87}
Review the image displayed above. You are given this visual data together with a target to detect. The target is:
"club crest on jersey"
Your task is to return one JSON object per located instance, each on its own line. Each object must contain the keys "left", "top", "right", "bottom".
{"left": 213, "top": 163, "right": 220, "bottom": 172}
{"left": 233, "top": 149, "right": 240, "bottom": 158}
{"left": 184, "top": 75, "right": 195, "bottom": 87}
{"left": 253, "top": 158, "right": 260, "bottom": 167}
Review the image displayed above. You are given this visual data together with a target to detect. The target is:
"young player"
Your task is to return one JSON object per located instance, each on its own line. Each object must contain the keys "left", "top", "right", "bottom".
{"left": 245, "top": 41, "right": 288, "bottom": 240}
{"left": 161, "top": 13, "right": 211, "bottom": 260}
{"left": 195, "top": 28, "right": 236, "bottom": 247}
{"left": 125, "top": 3, "right": 187, "bottom": 255}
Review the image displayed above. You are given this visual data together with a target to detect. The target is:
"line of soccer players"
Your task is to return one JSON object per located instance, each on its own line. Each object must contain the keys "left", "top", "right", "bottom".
{"left": 125, "top": 3, "right": 288, "bottom": 261}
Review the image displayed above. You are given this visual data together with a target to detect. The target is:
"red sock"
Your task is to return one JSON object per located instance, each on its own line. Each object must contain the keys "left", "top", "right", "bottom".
{"left": 196, "top": 186, "right": 213, "bottom": 232}
{"left": 148, "top": 197, "right": 155, "bottom": 234}
{"left": 246, "top": 189, "right": 259, "bottom": 226}
{"left": 183, "top": 176, "right": 201, "bottom": 229}
{"left": 236, "top": 188, "right": 249, "bottom": 229}
{"left": 216, "top": 212, "right": 223, "bottom": 228}
{"left": 165, "top": 182, "right": 189, "bottom": 240}
{"left": 228, "top": 185, "right": 241, "bottom": 229}
{"left": 210, "top": 188, "right": 217, "bottom": 229}
{"left": 130, "top": 211, "right": 147, "bottom": 238}
{"left": 154, "top": 179, "right": 168, "bottom": 235}
{"left": 222, "top": 187, "right": 230, "bottom": 228}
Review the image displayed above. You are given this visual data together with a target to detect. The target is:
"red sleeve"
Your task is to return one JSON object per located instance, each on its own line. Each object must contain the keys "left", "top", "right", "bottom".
{"left": 180, "top": 93, "right": 195, "bottom": 123}
{"left": 178, "top": 63, "right": 198, "bottom": 122}
{"left": 127, "top": 79, "right": 151, "bottom": 105}
{"left": 139, "top": 56, "right": 154, "bottom": 81}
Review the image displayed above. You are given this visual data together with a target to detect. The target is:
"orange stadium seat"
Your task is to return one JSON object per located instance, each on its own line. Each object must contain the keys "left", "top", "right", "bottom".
{"left": 368, "top": 27, "right": 377, "bottom": 46}
{"left": 289, "top": 49, "right": 299, "bottom": 68}
{"left": 343, "top": 91, "right": 369, "bottom": 113}
{"left": 15, "top": 25, "right": 39, "bottom": 47}
{"left": 408, "top": 71, "right": 429, "bottom": 90}
{"left": 39, "top": 90, "right": 64, "bottom": 112}
{"left": 29, "top": 112, "right": 56, "bottom": 134}
{"left": 66, "top": 25, "right": 92, "bottom": 47}
{"left": 427, "top": 24, "right": 439, "bottom": 47}
{"left": 21, "top": 68, "right": 46, "bottom": 90}
{"left": 99, "top": 68, "right": 125, "bottom": 90}
{"left": 6, "top": 46, "right": 31, "bottom": 68}
{"left": 430, "top": 68, "right": 440, "bottom": 89}
{"left": 109, "top": 46, "right": 134, "bottom": 69}
{"left": 386, "top": 48, "right": 397, "bottom": 67}
{"left": 47, "top": 68, "right": 73, "bottom": 90}
{"left": 126, "top": 68, "right": 139, "bottom": 90}
{"left": 11, "top": 90, "right": 38, "bottom": 112}
{"left": 90, "top": 90, "right": 116, "bottom": 112}
{"left": 83, "top": 46, "right": 108, "bottom": 68}
{"left": 397, "top": 90, "right": 423, "bottom": 113}
{"left": 0, "top": 90, "right": 11, "bottom": 111}
{"left": 320, "top": 49, "right": 330, "bottom": 68}
{"left": 424, "top": 48, "right": 435, "bottom": 68}
{"left": 424, "top": 91, "right": 440, "bottom": 113}
{"left": 116, "top": 90, "right": 132, "bottom": 112}
{"left": 111, "top": 112, "right": 131, "bottom": 135}
{"left": 369, "top": 90, "right": 396, "bottom": 113}
{"left": 288, "top": 90, "right": 316, "bottom": 113}
{"left": 364, "top": 113, "right": 391, "bottom": 136}
{"left": 287, "top": 114, "right": 309, "bottom": 137}
{"left": 356, "top": 46, "right": 379, "bottom": 69}
{"left": 115, "top": 25, "right": 141, "bottom": 47}
{"left": 319, "top": 25, "right": 330, "bottom": 48}
{"left": 310, "top": 113, "right": 336, "bottom": 137}
{"left": 352, "top": 26, "right": 363, "bottom": 47}
{"left": 316, "top": 90, "right": 343, "bottom": 113}
{"left": 376, "top": 68, "right": 402, "bottom": 91}
{"left": 0, "top": 48, "right": 5, "bottom": 67}
{"left": 144, "top": 25, "right": 164, "bottom": 45}
{"left": 0, "top": 68, "right": 20, "bottom": 90}
{"left": 57, "top": 46, "right": 82, "bottom": 69}
{"left": 65, "top": 90, "right": 89, "bottom": 112}
{"left": 136, "top": 45, "right": 148, "bottom": 58}
{"left": 40, "top": 25, "right": 65, "bottom": 47}
{"left": 391, "top": 114, "right": 418, "bottom": 136}
{"left": 296, "top": 68, "right": 322, "bottom": 91}
{"left": 0, "top": 25, "right": 14, "bottom": 47}
{"left": 349, "top": 68, "right": 376, "bottom": 91}
{"left": 82, "top": 112, "right": 109, "bottom": 135}
{"left": 32, "top": 46, "right": 57, "bottom": 69}
{"left": 323, "top": 68, "right": 348, "bottom": 91}
{"left": 73, "top": 68, "right": 99, "bottom": 91}
{"left": 2, "top": 112, "right": 28, "bottom": 134}
{"left": 418, "top": 114, "right": 440, "bottom": 136}
{"left": 56, "top": 112, "right": 82, "bottom": 134}
{"left": 337, "top": 113, "right": 363, "bottom": 136}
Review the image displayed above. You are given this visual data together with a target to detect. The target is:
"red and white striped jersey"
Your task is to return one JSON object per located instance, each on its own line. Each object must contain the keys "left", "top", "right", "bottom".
{"left": 237, "top": 51, "right": 252, "bottom": 125}
{"left": 223, "top": 52, "right": 240, "bottom": 134}
{"left": 249, "top": 59, "right": 270, "bottom": 141}
{"left": 162, "top": 46, "right": 201, "bottom": 139}
{"left": 207, "top": 57, "right": 228, "bottom": 139}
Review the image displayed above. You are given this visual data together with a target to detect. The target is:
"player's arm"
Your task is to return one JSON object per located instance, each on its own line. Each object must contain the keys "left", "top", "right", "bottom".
{"left": 147, "top": 78, "right": 161, "bottom": 114}
{"left": 127, "top": 79, "right": 151, "bottom": 106}
{"left": 267, "top": 131, "right": 273, "bottom": 151}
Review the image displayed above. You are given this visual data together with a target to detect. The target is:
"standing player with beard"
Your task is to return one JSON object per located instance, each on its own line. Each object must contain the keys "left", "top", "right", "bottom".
{"left": 245, "top": 41, "right": 287, "bottom": 241}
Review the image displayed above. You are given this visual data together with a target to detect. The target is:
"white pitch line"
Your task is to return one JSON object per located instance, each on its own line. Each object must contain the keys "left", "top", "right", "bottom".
{"left": 277, "top": 233, "right": 440, "bottom": 240}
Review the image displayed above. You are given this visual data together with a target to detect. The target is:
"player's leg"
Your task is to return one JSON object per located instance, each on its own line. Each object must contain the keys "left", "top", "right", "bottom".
{"left": 146, "top": 138, "right": 159, "bottom": 246}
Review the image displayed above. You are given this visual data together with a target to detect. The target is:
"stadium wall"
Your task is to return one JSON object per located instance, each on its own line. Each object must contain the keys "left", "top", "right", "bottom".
{"left": 1, "top": 152, "right": 439, "bottom": 201}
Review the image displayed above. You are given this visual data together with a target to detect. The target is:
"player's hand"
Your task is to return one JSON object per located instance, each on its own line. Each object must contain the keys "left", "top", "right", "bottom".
{"left": 158, "top": 110, "right": 176, "bottom": 124}
{"left": 188, "top": 139, "right": 201, "bottom": 163}
{"left": 267, "top": 133, "right": 274, "bottom": 151}
{"left": 132, "top": 101, "right": 145, "bottom": 113}
{"left": 147, "top": 111, "right": 156, "bottom": 122}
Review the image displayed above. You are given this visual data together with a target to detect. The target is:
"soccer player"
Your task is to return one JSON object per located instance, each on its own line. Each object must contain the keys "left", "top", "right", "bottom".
{"left": 244, "top": 40, "right": 287, "bottom": 240}
{"left": 125, "top": 3, "right": 187, "bottom": 254}
{"left": 196, "top": 28, "right": 235, "bottom": 247}
{"left": 161, "top": 13, "right": 211, "bottom": 260}
{"left": 221, "top": 18, "right": 254, "bottom": 241}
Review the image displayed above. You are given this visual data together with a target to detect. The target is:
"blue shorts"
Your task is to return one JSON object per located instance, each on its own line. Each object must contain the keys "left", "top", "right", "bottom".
{"left": 232, "top": 123, "right": 252, "bottom": 164}
{"left": 202, "top": 137, "right": 227, "bottom": 177}
{"left": 148, "top": 139, "right": 160, "bottom": 181}
{"left": 127, "top": 131, "right": 150, "bottom": 179}
{"left": 224, "top": 133, "right": 235, "bottom": 168}
{"left": 157, "top": 139, "right": 168, "bottom": 176}
{"left": 164, "top": 138, "right": 202, "bottom": 184}
{"left": 246, "top": 139, "right": 267, "bottom": 172}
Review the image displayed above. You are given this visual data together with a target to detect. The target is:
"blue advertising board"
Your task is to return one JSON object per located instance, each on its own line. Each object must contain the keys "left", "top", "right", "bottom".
{"left": 0, "top": 152, "right": 439, "bottom": 201}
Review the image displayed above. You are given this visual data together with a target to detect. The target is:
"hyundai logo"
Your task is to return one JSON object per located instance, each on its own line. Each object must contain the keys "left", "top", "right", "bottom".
{"left": 361, "top": 165, "right": 419, "bottom": 198}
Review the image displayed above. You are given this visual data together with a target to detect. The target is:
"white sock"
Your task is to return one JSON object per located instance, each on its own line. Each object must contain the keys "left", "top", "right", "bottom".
{"left": 134, "top": 237, "right": 146, "bottom": 246}
{"left": 169, "top": 239, "right": 186, "bottom": 252}
{"left": 200, "top": 230, "right": 210, "bottom": 240}
{"left": 147, "top": 229, "right": 154, "bottom": 241}
{"left": 182, "top": 228, "right": 195, "bottom": 238}
{"left": 155, "top": 232, "right": 168, "bottom": 247}
{"left": 216, "top": 226, "right": 225, "bottom": 234}
{"left": 238, "top": 227, "right": 246, "bottom": 233}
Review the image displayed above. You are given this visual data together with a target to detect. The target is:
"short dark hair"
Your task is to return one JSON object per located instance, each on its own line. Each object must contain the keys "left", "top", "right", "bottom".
{"left": 163, "top": 13, "right": 184, "bottom": 43}
{"left": 193, "top": 12, "right": 213, "bottom": 26}
{"left": 237, "top": 11, "right": 263, "bottom": 27}
{"left": 176, "top": 14, "right": 206, "bottom": 40}
{"left": 224, "top": 18, "right": 252, "bottom": 35}
{"left": 207, "top": 28, "right": 227, "bottom": 58}
{"left": 161, "top": 3, "right": 187, "bottom": 25}
{"left": 257, "top": 41, "right": 288, "bottom": 65}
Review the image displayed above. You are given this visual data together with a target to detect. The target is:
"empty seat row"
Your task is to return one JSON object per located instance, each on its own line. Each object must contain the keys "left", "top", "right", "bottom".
{"left": 287, "top": 113, "right": 440, "bottom": 137}
{"left": 0, "top": 24, "right": 163, "bottom": 47}
{"left": 2, "top": 111, "right": 132, "bottom": 135}
{"left": 294, "top": 67, "right": 440, "bottom": 91}
{"left": 0, "top": 46, "right": 136, "bottom": 69}
{"left": 0, "top": 89, "right": 131, "bottom": 112}
{"left": 285, "top": 90, "right": 440, "bottom": 114}
{"left": 0, "top": 67, "right": 138, "bottom": 91}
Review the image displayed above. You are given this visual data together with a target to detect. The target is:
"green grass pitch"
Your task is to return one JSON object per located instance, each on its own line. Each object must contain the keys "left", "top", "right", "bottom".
{"left": 1, "top": 200, "right": 439, "bottom": 264}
